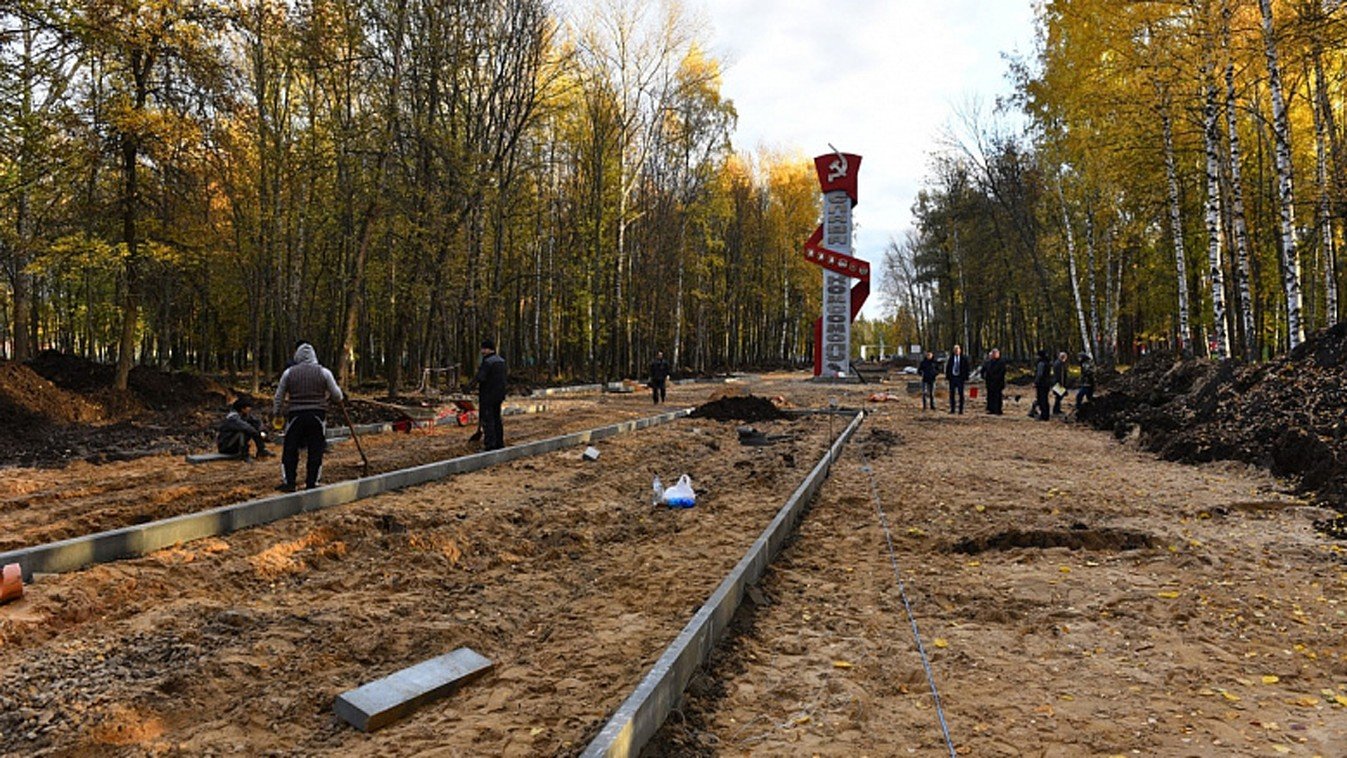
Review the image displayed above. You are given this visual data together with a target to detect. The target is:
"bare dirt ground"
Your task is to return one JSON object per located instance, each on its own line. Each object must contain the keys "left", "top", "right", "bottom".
{"left": 0, "top": 384, "right": 829, "bottom": 755}
{"left": 1, "top": 373, "right": 1344, "bottom": 757}
{"left": 654, "top": 380, "right": 1347, "bottom": 757}
{"left": 0, "top": 393, "right": 669, "bottom": 551}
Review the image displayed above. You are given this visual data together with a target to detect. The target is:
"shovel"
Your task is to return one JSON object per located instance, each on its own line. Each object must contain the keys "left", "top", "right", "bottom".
{"left": 338, "top": 398, "right": 371, "bottom": 476}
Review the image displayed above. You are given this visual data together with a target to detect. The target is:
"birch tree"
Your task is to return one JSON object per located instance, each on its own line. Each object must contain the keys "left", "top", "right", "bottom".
{"left": 1161, "top": 103, "right": 1193, "bottom": 353}
{"left": 1057, "top": 178, "right": 1093, "bottom": 356}
{"left": 1222, "top": 1, "right": 1257, "bottom": 359}
{"left": 1201, "top": 50, "right": 1230, "bottom": 359}
{"left": 1259, "top": 0, "right": 1305, "bottom": 348}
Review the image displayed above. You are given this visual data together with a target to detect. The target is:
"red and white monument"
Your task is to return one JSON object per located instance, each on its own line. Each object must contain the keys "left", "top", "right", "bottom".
{"left": 803, "top": 149, "right": 869, "bottom": 378}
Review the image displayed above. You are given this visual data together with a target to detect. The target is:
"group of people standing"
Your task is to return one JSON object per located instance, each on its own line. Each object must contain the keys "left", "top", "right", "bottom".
{"left": 917, "top": 346, "right": 1094, "bottom": 419}
{"left": 221, "top": 339, "right": 677, "bottom": 492}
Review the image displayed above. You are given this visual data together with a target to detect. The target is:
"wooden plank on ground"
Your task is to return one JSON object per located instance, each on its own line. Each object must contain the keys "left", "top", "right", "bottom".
{"left": 334, "top": 647, "right": 493, "bottom": 732}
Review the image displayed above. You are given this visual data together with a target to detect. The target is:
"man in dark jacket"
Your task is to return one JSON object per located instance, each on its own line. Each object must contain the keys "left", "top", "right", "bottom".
{"left": 917, "top": 351, "right": 939, "bottom": 410}
{"left": 1032, "top": 349, "right": 1052, "bottom": 421}
{"left": 980, "top": 348, "right": 1007, "bottom": 415}
{"left": 272, "top": 341, "right": 343, "bottom": 491}
{"left": 217, "top": 397, "right": 271, "bottom": 459}
{"left": 472, "top": 338, "right": 508, "bottom": 450}
{"left": 1075, "top": 352, "right": 1095, "bottom": 409}
{"left": 945, "top": 344, "right": 971, "bottom": 414}
{"left": 1051, "top": 351, "right": 1069, "bottom": 416}
{"left": 649, "top": 350, "right": 671, "bottom": 404}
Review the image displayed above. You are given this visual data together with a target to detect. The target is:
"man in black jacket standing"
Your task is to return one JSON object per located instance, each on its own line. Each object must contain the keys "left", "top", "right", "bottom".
{"left": 473, "top": 338, "right": 508, "bottom": 450}
{"left": 1032, "top": 349, "right": 1052, "bottom": 421}
{"left": 981, "top": 348, "right": 1007, "bottom": 415}
{"left": 1051, "top": 351, "right": 1069, "bottom": 416}
{"left": 649, "top": 350, "right": 671, "bottom": 404}
{"left": 945, "top": 344, "right": 971, "bottom": 414}
{"left": 918, "top": 351, "right": 939, "bottom": 410}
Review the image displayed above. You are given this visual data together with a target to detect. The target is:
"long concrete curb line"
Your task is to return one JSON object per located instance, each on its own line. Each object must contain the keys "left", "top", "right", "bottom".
{"left": 582, "top": 410, "right": 866, "bottom": 758}
{"left": 530, "top": 384, "right": 604, "bottom": 397}
{"left": 325, "top": 401, "right": 551, "bottom": 440}
{"left": 2, "top": 408, "right": 693, "bottom": 581}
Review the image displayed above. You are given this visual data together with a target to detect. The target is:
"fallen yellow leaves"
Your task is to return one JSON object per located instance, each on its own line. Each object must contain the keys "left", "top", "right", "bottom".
{"left": 1287, "top": 695, "right": 1320, "bottom": 707}
{"left": 832, "top": 660, "right": 853, "bottom": 669}
{"left": 1157, "top": 590, "right": 1180, "bottom": 599}
{"left": 933, "top": 638, "right": 949, "bottom": 649}
{"left": 1261, "top": 675, "right": 1280, "bottom": 684}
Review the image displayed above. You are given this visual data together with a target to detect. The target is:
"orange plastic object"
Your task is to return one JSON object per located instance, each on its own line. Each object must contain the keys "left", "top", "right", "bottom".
{"left": 0, "top": 563, "right": 22, "bottom": 604}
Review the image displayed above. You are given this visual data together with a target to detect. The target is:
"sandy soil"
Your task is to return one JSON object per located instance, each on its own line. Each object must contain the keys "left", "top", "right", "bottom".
{"left": 3, "top": 375, "right": 1344, "bottom": 757}
{"left": 0, "top": 385, "right": 833, "bottom": 755}
{"left": 653, "top": 382, "right": 1347, "bottom": 756}
{"left": 0, "top": 393, "right": 668, "bottom": 550}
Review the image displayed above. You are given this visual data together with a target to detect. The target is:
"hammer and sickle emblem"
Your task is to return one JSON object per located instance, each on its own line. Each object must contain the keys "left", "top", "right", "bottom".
{"left": 827, "top": 154, "right": 848, "bottom": 182}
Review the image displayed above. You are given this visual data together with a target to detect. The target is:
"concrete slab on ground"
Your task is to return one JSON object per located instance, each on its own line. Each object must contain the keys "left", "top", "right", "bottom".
{"left": 334, "top": 647, "right": 493, "bottom": 732}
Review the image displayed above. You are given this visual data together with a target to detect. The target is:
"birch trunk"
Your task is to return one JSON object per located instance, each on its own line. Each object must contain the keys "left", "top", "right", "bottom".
{"left": 1161, "top": 106, "right": 1193, "bottom": 352}
{"left": 1085, "top": 208, "right": 1101, "bottom": 357}
{"left": 1057, "top": 181, "right": 1093, "bottom": 356}
{"left": 1103, "top": 223, "right": 1124, "bottom": 363}
{"left": 1203, "top": 65, "right": 1231, "bottom": 360}
{"left": 1258, "top": 0, "right": 1305, "bottom": 348}
{"left": 1224, "top": 45, "right": 1257, "bottom": 359}
{"left": 1312, "top": 51, "right": 1338, "bottom": 324}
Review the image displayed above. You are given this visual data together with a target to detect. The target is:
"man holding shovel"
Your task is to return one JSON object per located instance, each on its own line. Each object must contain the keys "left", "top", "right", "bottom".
{"left": 273, "top": 341, "right": 343, "bottom": 491}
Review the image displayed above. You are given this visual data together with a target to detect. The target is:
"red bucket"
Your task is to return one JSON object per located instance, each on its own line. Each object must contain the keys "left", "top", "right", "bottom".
{"left": 969, "top": 387, "right": 979, "bottom": 399}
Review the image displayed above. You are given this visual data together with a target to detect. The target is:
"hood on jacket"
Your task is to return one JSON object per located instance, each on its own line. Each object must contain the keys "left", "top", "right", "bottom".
{"left": 294, "top": 343, "right": 318, "bottom": 365}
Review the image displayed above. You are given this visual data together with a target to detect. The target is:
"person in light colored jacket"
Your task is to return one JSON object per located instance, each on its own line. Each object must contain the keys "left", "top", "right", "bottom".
{"left": 273, "top": 341, "right": 343, "bottom": 491}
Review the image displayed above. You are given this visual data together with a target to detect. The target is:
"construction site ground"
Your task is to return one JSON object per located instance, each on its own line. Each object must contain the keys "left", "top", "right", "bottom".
{"left": 0, "top": 393, "right": 667, "bottom": 552}
{"left": 0, "top": 372, "right": 1345, "bottom": 756}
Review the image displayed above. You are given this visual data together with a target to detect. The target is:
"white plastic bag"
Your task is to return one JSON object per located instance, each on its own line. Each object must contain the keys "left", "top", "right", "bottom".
{"left": 661, "top": 474, "right": 696, "bottom": 508}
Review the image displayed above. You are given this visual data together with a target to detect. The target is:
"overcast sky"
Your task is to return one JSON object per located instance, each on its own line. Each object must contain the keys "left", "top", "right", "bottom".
{"left": 556, "top": 0, "right": 1039, "bottom": 318}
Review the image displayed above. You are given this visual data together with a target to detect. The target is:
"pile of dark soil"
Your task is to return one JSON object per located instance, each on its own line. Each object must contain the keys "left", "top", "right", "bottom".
{"left": 0, "top": 352, "right": 233, "bottom": 467}
{"left": 1079, "top": 325, "right": 1347, "bottom": 526}
{"left": 29, "top": 350, "right": 228, "bottom": 412}
{"left": 690, "top": 395, "right": 787, "bottom": 423}
{"left": 0, "top": 362, "right": 102, "bottom": 427}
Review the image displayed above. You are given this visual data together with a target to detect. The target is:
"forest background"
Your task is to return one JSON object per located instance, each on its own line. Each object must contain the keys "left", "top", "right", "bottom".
{"left": 1, "top": 0, "right": 1344, "bottom": 393}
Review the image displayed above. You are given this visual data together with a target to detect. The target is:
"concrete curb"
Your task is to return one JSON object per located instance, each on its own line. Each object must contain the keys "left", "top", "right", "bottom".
{"left": 582, "top": 410, "right": 866, "bottom": 758}
{"left": 325, "top": 401, "right": 550, "bottom": 439}
{"left": 530, "top": 384, "right": 604, "bottom": 398}
{"left": 2, "top": 408, "right": 693, "bottom": 581}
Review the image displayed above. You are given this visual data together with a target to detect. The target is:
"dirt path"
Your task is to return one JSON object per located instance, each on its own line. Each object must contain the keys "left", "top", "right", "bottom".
{"left": 0, "top": 394, "right": 666, "bottom": 550}
{"left": 654, "top": 389, "right": 1347, "bottom": 756}
{"left": 0, "top": 400, "right": 831, "bottom": 755}
{"left": 5, "top": 375, "right": 1343, "bottom": 756}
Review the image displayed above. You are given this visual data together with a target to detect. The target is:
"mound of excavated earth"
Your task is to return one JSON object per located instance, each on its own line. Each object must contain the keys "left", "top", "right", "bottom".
{"left": 1079, "top": 326, "right": 1347, "bottom": 537}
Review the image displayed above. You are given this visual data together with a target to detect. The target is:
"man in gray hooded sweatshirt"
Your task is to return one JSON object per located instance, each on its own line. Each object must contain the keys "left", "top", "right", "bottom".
{"left": 273, "top": 341, "right": 343, "bottom": 491}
